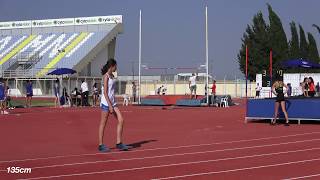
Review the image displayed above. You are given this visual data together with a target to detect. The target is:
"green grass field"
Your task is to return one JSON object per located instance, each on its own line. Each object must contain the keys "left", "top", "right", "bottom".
{"left": 10, "top": 99, "right": 55, "bottom": 107}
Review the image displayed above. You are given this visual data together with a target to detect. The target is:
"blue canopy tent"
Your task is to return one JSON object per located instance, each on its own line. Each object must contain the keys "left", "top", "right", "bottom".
{"left": 281, "top": 59, "right": 320, "bottom": 69}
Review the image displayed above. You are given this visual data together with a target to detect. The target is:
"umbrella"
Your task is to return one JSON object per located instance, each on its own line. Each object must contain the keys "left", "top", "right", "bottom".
{"left": 281, "top": 59, "right": 320, "bottom": 69}
{"left": 47, "top": 68, "right": 77, "bottom": 75}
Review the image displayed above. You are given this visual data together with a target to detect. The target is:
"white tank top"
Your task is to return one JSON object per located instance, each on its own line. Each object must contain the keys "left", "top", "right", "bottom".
{"left": 101, "top": 74, "right": 117, "bottom": 107}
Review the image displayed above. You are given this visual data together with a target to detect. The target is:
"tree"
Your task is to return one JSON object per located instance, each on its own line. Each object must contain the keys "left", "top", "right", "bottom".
{"left": 313, "top": 24, "right": 320, "bottom": 34}
{"left": 299, "top": 25, "right": 309, "bottom": 59}
{"left": 307, "top": 32, "right": 320, "bottom": 63}
{"left": 267, "top": 4, "right": 289, "bottom": 70}
{"left": 288, "top": 22, "right": 300, "bottom": 59}
{"left": 237, "top": 12, "right": 270, "bottom": 80}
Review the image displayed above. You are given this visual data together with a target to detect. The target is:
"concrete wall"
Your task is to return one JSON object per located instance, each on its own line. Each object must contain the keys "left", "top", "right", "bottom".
{"left": 122, "top": 81, "right": 256, "bottom": 98}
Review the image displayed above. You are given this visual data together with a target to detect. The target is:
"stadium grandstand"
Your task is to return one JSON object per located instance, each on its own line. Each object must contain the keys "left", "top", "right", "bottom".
{"left": 0, "top": 15, "right": 122, "bottom": 96}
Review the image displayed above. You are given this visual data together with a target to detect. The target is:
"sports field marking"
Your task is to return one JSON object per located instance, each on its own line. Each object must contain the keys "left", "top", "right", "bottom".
{"left": 2, "top": 139, "right": 320, "bottom": 171}
{"left": 1, "top": 131, "right": 319, "bottom": 163}
{"left": 152, "top": 158, "right": 320, "bottom": 180}
{"left": 283, "top": 174, "right": 320, "bottom": 180}
{"left": 16, "top": 148, "right": 320, "bottom": 180}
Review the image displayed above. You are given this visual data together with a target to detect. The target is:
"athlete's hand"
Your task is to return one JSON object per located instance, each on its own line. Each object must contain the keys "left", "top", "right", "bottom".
{"left": 109, "top": 107, "right": 114, "bottom": 114}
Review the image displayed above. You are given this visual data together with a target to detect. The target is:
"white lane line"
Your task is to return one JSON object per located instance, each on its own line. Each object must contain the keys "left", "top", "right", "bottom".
{"left": 1, "top": 131, "right": 319, "bottom": 164}
{"left": 153, "top": 158, "right": 320, "bottom": 180}
{"left": 16, "top": 147, "right": 320, "bottom": 180}
{"left": 2, "top": 138, "right": 320, "bottom": 172}
{"left": 283, "top": 174, "right": 320, "bottom": 180}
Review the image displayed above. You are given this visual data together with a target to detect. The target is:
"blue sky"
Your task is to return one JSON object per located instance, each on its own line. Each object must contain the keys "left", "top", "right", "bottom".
{"left": 0, "top": 0, "right": 319, "bottom": 79}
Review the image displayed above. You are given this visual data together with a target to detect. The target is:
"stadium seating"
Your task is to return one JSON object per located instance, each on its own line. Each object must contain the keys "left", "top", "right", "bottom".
{"left": 0, "top": 26, "right": 114, "bottom": 77}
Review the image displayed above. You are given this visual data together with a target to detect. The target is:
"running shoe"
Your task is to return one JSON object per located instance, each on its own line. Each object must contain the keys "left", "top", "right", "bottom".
{"left": 98, "top": 144, "right": 110, "bottom": 152}
{"left": 116, "top": 143, "right": 129, "bottom": 151}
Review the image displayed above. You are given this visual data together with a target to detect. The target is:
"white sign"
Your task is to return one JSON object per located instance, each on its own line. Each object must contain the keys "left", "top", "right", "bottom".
{"left": 0, "top": 15, "right": 122, "bottom": 30}
{"left": 75, "top": 15, "right": 122, "bottom": 25}
{"left": 51, "top": 18, "right": 75, "bottom": 27}
{"left": 0, "top": 20, "right": 32, "bottom": 30}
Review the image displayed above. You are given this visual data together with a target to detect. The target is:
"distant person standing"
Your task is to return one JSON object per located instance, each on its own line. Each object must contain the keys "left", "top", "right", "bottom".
{"left": 92, "top": 83, "right": 99, "bottom": 107}
{"left": 189, "top": 73, "right": 197, "bottom": 99}
{"left": 271, "top": 79, "right": 289, "bottom": 126}
{"left": 255, "top": 83, "right": 262, "bottom": 98}
{"left": 287, "top": 83, "right": 292, "bottom": 97}
{"left": 54, "top": 78, "right": 60, "bottom": 108}
{"left": 0, "top": 78, "right": 8, "bottom": 114}
{"left": 81, "top": 80, "right": 89, "bottom": 106}
{"left": 25, "top": 80, "right": 33, "bottom": 108}
{"left": 6, "top": 86, "right": 14, "bottom": 110}
{"left": 132, "top": 82, "right": 137, "bottom": 102}
{"left": 211, "top": 80, "right": 217, "bottom": 106}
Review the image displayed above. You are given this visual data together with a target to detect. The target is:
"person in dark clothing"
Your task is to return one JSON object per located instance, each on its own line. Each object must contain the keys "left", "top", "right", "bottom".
{"left": 132, "top": 82, "right": 137, "bottom": 102}
{"left": 25, "top": 80, "right": 33, "bottom": 108}
{"left": 271, "top": 79, "right": 289, "bottom": 126}
{"left": 71, "top": 88, "right": 81, "bottom": 106}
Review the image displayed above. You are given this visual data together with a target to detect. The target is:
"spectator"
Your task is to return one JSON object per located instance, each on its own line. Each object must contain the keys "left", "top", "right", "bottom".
{"left": 157, "top": 85, "right": 163, "bottom": 95}
{"left": 302, "top": 77, "right": 309, "bottom": 97}
{"left": 255, "top": 83, "right": 262, "bottom": 98}
{"left": 299, "top": 82, "right": 304, "bottom": 96}
{"left": 25, "top": 80, "right": 33, "bottom": 108}
{"left": 92, "top": 83, "right": 99, "bottom": 107}
{"left": 316, "top": 82, "right": 320, "bottom": 97}
{"left": 54, "top": 78, "right": 60, "bottom": 108}
{"left": 287, "top": 83, "right": 292, "bottom": 97}
{"left": 60, "top": 87, "right": 70, "bottom": 106}
{"left": 162, "top": 86, "right": 167, "bottom": 95}
{"left": 211, "top": 80, "right": 217, "bottom": 106}
{"left": 6, "top": 86, "right": 14, "bottom": 110}
{"left": 81, "top": 80, "right": 89, "bottom": 106}
{"left": 132, "top": 82, "right": 137, "bottom": 102}
{"left": 308, "top": 77, "right": 315, "bottom": 97}
{"left": 71, "top": 88, "right": 81, "bottom": 106}
{"left": 189, "top": 73, "right": 197, "bottom": 99}
{"left": 0, "top": 78, "right": 8, "bottom": 114}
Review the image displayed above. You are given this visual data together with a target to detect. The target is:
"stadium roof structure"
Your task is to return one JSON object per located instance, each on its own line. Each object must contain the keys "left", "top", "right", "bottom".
{"left": 0, "top": 15, "right": 123, "bottom": 78}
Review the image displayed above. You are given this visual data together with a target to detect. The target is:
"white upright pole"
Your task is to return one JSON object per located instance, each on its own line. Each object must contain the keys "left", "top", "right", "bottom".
{"left": 138, "top": 10, "right": 142, "bottom": 104}
{"left": 205, "top": 6, "right": 209, "bottom": 105}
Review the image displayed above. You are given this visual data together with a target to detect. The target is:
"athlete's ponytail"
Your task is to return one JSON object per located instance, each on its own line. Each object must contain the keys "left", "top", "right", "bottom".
{"left": 101, "top": 58, "right": 117, "bottom": 75}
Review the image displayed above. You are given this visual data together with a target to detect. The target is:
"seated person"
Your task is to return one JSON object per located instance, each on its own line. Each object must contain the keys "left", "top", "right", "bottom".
{"left": 308, "top": 77, "right": 316, "bottom": 97}
{"left": 60, "top": 87, "right": 70, "bottom": 106}
{"left": 71, "top": 88, "right": 81, "bottom": 106}
{"left": 161, "top": 87, "right": 167, "bottom": 95}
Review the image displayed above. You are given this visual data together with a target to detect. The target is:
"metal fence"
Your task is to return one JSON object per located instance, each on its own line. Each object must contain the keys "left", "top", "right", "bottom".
{"left": 2, "top": 76, "right": 255, "bottom": 98}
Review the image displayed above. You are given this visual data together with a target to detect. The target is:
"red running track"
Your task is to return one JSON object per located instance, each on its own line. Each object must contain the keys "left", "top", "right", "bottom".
{"left": 0, "top": 100, "right": 320, "bottom": 180}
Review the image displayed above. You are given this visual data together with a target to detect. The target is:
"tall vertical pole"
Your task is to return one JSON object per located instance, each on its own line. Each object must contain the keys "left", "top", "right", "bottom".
{"left": 205, "top": 6, "right": 209, "bottom": 105}
{"left": 245, "top": 45, "right": 248, "bottom": 99}
{"left": 138, "top": 10, "right": 142, "bottom": 104}
{"left": 269, "top": 49, "right": 273, "bottom": 97}
{"left": 245, "top": 45, "right": 248, "bottom": 122}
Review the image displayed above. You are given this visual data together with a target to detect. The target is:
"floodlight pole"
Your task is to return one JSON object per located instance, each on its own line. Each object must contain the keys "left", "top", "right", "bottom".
{"left": 138, "top": 10, "right": 142, "bottom": 104}
{"left": 205, "top": 6, "right": 209, "bottom": 105}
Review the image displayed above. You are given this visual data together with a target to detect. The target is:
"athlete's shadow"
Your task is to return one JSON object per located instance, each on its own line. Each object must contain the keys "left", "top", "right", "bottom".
{"left": 127, "top": 140, "right": 157, "bottom": 149}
